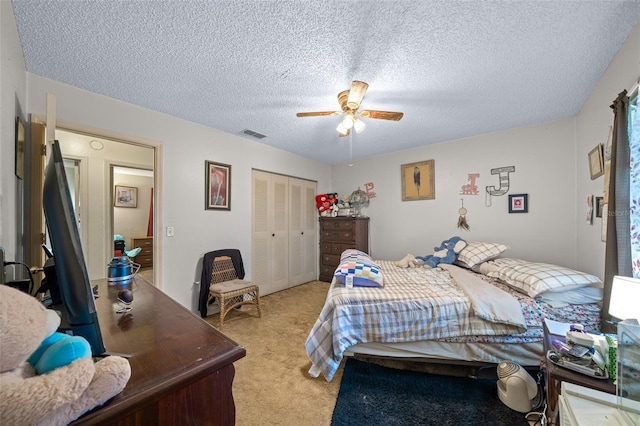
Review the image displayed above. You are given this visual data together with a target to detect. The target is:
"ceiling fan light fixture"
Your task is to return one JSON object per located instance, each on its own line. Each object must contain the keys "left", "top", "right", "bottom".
{"left": 336, "top": 122, "right": 349, "bottom": 135}
{"left": 353, "top": 117, "right": 366, "bottom": 133}
{"left": 342, "top": 115, "right": 355, "bottom": 130}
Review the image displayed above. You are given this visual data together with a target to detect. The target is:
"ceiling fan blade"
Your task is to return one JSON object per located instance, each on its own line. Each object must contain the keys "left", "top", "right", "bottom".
{"left": 296, "top": 111, "right": 340, "bottom": 117}
{"left": 339, "top": 128, "right": 351, "bottom": 137}
{"left": 360, "top": 110, "right": 404, "bottom": 121}
{"left": 347, "top": 81, "right": 369, "bottom": 110}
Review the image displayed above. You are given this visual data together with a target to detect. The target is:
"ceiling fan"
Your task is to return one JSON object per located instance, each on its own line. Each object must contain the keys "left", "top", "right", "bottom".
{"left": 296, "top": 81, "right": 404, "bottom": 137}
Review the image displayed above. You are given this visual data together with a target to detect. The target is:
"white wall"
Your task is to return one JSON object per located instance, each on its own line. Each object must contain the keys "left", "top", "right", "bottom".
{"left": 0, "top": 1, "right": 27, "bottom": 263}
{"left": 575, "top": 22, "right": 640, "bottom": 278}
{"left": 332, "top": 119, "right": 578, "bottom": 267}
{"left": 25, "top": 75, "right": 332, "bottom": 312}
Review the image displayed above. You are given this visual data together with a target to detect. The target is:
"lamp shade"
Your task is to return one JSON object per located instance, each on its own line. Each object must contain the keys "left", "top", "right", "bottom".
{"left": 609, "top": 275, "right": 640, "bottom": 321}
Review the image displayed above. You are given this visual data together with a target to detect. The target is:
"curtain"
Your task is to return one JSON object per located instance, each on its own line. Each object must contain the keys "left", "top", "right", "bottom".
{"left": 630, "top": 90, "right": 639, "bottom": 278}
{"left": 602, "top": 90, "right": 632, "bottom": 331}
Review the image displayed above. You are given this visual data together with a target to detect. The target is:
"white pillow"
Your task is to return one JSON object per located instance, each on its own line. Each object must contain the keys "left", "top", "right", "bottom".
{"left": 537, "top": 284, "right": 604, "bottom": 307}
{"left": 455, "top": 241, "right": 509, "bottom": 269}
{"left": 485, "top": 260, "right": 603, "bottom": 298}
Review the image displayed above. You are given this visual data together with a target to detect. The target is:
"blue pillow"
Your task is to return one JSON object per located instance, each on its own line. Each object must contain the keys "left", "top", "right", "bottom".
{"left": 334, "top": 250, "right": 384, "bottom": 288}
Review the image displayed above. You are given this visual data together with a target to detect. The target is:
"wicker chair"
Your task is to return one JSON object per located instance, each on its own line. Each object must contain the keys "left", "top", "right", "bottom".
{"left": 207, "top": 255, "right": 261, "bottom": 329}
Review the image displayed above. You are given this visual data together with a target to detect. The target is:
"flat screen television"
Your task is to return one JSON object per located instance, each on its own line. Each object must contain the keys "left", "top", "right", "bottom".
{"left": 43, "top": 140, "right": 106, "bottom": 356}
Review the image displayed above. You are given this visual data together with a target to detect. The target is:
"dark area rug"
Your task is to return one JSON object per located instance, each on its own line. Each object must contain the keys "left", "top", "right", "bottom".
{"left": 331, "top": 358, "right": 529, "bottom": 426}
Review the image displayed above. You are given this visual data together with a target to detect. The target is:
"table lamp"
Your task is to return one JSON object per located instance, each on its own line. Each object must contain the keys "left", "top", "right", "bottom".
{"left": 609, "top": 275, "right": 640, "bottom": 323}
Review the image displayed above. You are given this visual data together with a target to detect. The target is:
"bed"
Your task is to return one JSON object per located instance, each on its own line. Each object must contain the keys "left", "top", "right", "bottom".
{"left": 305, "top": 243, "right": 604, "bottom": 382}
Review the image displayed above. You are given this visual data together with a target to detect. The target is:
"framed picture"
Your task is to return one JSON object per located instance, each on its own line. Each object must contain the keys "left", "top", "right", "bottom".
{"left": 588, "top": 144, "right": 604, "bottom": 180}
{"left": 508, "top": 193, "right": 528, "bottom": 213}
{"left": 114, "top": 185, "right": 138, "bottom": 208}
{"left": 401, "top": 160, "right": 435, "bottom": 201}
{"left": 15, "top": 117, "right": 25, "bottom": 180}
{"left": 595, "top": 196, "right": 604, "bottom": 218}
{"left": 206, "top": 160, "right": 231, "bottom": 210}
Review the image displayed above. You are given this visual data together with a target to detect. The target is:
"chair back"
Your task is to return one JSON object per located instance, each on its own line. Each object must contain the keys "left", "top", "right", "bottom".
{"left": 211, "top": 256, "right": 238, "bottom": 284}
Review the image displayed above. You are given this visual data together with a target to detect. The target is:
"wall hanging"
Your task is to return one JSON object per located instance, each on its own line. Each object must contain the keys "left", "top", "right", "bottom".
{"left": 457, "top": 199, "right": 470, "bottom": 230}
{"left": 508, "top": 194, "right": 528, "bottom": 213}
{"left": 15, "top": 117, "right": 25, "bottom": 180}
{"left": 588, "top": 144, "right": 604, "bottom": 179}
{"left": 205, "top": 160, "right": 231, "bottom": 210}
{"left": 114, "top": 186, "right": 138, "bottom": 208}
{"left": 460, "top": 173, "right": 480, "bottom": 195}
{"left": 401, "top": 160, "right": 435, "bottom": 201}
{"left": 364, "top": 182, "right": 376, "bottom": 198}
{"left": 485, "top": 166, "right": 515, "bottom": 206}
{"left": 586, "top": 195, "right": 594, "bottom": 224}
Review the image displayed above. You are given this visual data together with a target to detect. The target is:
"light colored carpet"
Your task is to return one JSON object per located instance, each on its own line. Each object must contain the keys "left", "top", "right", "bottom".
{"left": 204, "top": 281, "right": 342, "bottom": 426}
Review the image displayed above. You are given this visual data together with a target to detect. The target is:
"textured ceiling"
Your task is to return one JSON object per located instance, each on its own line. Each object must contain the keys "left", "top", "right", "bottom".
{"left": 11, "top": 1, "right": 640, "bottom": 165}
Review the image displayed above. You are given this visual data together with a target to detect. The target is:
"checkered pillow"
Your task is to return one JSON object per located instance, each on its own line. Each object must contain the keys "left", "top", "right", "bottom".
{"left": 455, "top": 241, "right": 509, "bottom": 269}
{"left": 334, "top": 250, "right": 384, "bottom": 288}
{"left": 485, "top": 261, "right": 602, "bottom": 298}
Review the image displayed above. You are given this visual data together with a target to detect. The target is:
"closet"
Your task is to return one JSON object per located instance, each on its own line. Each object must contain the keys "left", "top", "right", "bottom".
{"left": 252, "top": 170, "right": 317, "bottom": 296}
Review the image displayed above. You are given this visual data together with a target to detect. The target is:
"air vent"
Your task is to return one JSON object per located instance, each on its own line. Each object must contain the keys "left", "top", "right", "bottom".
{"left": 241, "top": 129, "right": 267, "bottom": 139}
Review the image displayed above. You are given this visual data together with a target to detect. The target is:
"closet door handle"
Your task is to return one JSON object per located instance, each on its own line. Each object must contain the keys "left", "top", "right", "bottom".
{"left": 272, "top": 233, "right": 275, "bottom": 237}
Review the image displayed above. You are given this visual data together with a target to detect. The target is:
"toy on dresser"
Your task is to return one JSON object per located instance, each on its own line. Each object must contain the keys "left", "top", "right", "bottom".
{"left": 0, "top": 285, "right": 131, "bottom": 426}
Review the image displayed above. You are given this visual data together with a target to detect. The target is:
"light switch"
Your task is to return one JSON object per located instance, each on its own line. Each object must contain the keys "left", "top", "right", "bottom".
{"left": 166, "top": 226, "right": 175, "bottom": 237}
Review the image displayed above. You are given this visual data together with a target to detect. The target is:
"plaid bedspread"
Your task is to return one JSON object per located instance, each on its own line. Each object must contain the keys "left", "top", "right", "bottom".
{"left": 305, "top": 262, "right": 531, "bottom": 382}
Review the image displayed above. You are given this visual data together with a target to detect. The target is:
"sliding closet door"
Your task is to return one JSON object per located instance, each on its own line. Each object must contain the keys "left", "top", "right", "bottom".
{"left": 289, "top": 178, "right": 318, "bottom": 286}
{"left": 252, "top": 170, "right": 289, "bottom": 296}
{"left": 289, "top": 178, "right": 317, "bottom": 286}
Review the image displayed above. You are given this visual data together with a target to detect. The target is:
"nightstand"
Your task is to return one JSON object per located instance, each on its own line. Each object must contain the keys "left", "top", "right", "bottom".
{"left": 543, "top": 321, "right": 616, "bottom": 425}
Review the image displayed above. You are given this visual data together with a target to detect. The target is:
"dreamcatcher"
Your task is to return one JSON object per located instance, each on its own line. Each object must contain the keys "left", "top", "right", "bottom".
{"left": 457, "top": 199, "right": 470, "bottom": 231}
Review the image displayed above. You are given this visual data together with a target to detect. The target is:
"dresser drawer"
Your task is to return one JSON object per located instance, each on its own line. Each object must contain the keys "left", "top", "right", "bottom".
{"left": 331, "top": 243, "right": 354, "bottom": 255}
{"left": 319, "top": 264, "right": 337, "bottom": 281}
{"left": 320, "top": 219, "right": 355, "bottom": 232}
{"left": 136, "top": 238, "right": 153, "bottom": 248}
{"left": 321, "top": 253, "right": 340, "bottom": 267}
{"left": 135, "top": 256, "right": 153, "bottom": 268}
{"left": 139, "top": 247, "right": 153, "bottom": 256}
{"left": 321, "top": 229, "right": 354, "bottom": 241}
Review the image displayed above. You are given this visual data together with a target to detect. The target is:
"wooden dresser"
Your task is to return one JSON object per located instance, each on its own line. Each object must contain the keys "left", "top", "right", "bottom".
{"left": 72, "top": 276, "right": 245, "bottom": 425}
{"left": 131, "top": 236, "right": 153, "bottom": 268}
{"left": 319, "top": 217, "right": 369, "bottom": 282}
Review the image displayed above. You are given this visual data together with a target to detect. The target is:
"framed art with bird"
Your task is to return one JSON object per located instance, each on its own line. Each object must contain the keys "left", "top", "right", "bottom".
{"left": 401, "top": 160, "right": 435, "bottom": 201}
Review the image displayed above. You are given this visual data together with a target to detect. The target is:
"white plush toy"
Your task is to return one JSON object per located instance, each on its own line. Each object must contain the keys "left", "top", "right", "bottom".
{"left": 0, "top": 285, "right": 131, "bottom": 426}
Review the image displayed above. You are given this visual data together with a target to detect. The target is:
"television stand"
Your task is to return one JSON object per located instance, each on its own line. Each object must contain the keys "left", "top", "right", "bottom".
{"left": 71, "top": 276, "right": 245, "bottom": 425}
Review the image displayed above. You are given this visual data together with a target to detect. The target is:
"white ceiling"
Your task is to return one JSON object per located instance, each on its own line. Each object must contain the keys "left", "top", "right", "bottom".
{"left": 11, "top": 1, "right": 640, "bottom": 165}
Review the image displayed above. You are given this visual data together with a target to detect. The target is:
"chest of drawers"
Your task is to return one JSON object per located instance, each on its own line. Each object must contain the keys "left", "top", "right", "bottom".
{"left": 131, "top": 236, "right": 153, "bottom": 268}
{"left": 318, "top": 217, "right": 369, "bottom": 282}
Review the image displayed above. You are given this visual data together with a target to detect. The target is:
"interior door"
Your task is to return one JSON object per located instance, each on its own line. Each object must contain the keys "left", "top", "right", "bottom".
{"left": 251, "top": 170, "right": 289, "bottom": 296}
{"left": 289, "top": 177, "right": 317, "bottom": 286}
{"left": 27, "top": 122, "right": 46, "bottom": 290}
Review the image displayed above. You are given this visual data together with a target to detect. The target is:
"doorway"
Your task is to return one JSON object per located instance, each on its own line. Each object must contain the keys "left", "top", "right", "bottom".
{"left": 112, "top": 165, "right": 154, "bottom": 282}
{"left": 53, "top": 129, "right": 156, "bottom": 282}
